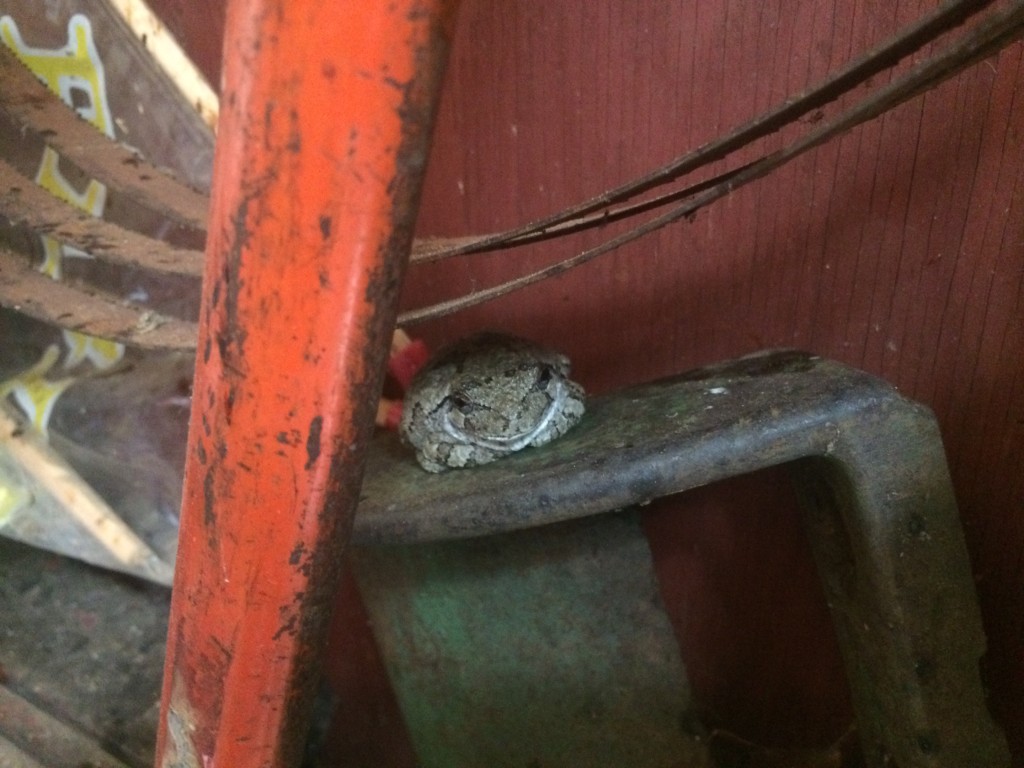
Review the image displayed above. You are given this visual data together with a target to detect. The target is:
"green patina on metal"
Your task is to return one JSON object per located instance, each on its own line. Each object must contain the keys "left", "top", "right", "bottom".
{"left": 354, "top": 512, "right": 710, "bottom": 768}
{"left": 352, "top": 351, "right": 1009, "bottom": 768}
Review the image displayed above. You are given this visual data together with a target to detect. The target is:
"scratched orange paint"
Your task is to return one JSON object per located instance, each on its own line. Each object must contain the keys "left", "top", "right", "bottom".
{"left": 155, "top": 2, "right": 458, "bottom": 765}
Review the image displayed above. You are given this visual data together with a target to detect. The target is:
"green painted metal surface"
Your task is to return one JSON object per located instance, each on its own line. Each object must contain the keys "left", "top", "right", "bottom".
{"left": 353, "top": 351, "right": 1009, "bottom": 767}
{"left": 354, "top": 512, "right": 711, "bottom": 768}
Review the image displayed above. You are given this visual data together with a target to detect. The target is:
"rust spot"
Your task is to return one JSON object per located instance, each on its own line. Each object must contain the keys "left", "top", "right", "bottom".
{"left": 203, "top": 470, "right": 216, "bottom": 528}
{"left": 318, "top": 214, "right": 332, "bottom": 240}
{"left": 272, "top": 613, "right": 298, "bottom": 641}
{"left": 287, "top": 108, "right": 301, "bottom": 153}
{"left": 305, "top": 415, "right": 323, "bottom": 470}
{"left": 216, "top": 333, "right": 231, "bottom": 367}
{"left": 220, "top": 199, "right": 251, "bottom": 362}
{"left": 322, "top": 61, "right": 336, "bottom": 79}
{"left": 263, "top": 102, "right": 274, "bottom": 146}
{"left": 224, "top": 387, "right": 236, "bottom": 424}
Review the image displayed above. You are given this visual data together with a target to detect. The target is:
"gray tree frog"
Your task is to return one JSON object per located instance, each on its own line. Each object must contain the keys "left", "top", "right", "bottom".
{"left": 399, "top": 332, "right": 586, "bottom": 472}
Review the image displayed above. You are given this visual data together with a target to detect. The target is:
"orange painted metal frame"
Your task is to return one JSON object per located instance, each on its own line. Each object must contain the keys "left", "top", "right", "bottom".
{"left": 154, "top": 1, "right": 458, "bottom": 765}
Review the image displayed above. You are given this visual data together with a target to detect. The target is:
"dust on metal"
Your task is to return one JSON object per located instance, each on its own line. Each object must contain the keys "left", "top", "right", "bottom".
{"left": 355, "top": 350, "right": 1009, "bottom": 768}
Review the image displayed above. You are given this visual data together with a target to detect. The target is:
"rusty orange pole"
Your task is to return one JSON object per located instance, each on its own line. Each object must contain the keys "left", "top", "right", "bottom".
{"left": 154, "top": 1, "right": 457, "bottom": 765}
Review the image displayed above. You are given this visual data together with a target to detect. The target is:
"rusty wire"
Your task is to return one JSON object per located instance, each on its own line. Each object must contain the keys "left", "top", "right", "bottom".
{"left": 397, "top": 0, "right": 1024, "bottom": 324}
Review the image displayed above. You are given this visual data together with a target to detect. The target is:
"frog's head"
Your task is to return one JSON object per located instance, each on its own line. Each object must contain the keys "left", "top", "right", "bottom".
{"left": 441, "top": 359, "right": 570, "bottom": 451}
{"left": 399, "top": 332, "right": 585, "bottom": 472}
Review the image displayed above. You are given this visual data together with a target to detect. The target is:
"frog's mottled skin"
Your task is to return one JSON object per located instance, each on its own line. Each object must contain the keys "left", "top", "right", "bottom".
{"left": 399, "top": 333, "right": 586, "bottom": 472}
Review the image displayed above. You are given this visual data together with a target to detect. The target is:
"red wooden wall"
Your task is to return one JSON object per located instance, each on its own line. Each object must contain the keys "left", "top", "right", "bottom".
{"left": 155, "top": 0, "right": 1023, "bottom": 759}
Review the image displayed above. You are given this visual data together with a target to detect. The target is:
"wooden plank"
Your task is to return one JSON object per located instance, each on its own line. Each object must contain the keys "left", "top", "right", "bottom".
{"left": 0, "top": 404, "right": 174, "bottom": 585}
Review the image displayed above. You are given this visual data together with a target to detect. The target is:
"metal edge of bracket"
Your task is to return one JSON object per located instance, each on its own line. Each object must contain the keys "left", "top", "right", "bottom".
{"left": 354, "top": 350, "right": 1011, "bottom": 768}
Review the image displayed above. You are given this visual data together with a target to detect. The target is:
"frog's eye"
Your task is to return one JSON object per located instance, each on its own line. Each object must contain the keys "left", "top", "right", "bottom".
{"left": 536, "top": 365, "right": 554, "bottom": 389}
{"left": 447, "top": 392, "right": 475, "bottom": 413}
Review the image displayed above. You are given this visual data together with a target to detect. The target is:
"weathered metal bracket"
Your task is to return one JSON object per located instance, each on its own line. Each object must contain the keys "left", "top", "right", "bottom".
{"left": 353, "top": 350, "right": 1010, "bottom": 767}
{"left": 353, "top": 511, "right": 711, "bottom": 767}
